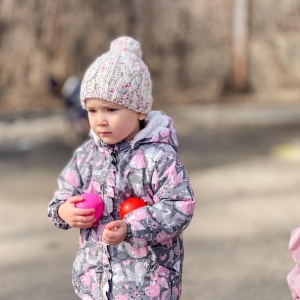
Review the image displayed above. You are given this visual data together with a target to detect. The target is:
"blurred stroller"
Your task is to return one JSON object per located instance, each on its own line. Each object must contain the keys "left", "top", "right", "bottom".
{"left": 48, "top": 75, "right": 90, "bottom": 146}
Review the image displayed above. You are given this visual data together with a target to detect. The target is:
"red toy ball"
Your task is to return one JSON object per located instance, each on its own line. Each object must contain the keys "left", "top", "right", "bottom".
{"left": 75, "top": 192, "right": 104, "bottom": 221}
{"left": 119, "top": 197, "right": 146, "bottom": 219}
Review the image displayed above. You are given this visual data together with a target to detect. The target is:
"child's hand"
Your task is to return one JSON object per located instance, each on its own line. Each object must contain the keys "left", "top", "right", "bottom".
{"left": 102, "top": 220, "right": 127, "bottom": 245}
{"left": 58, "top": 195, "right": 96, "bottom": 229}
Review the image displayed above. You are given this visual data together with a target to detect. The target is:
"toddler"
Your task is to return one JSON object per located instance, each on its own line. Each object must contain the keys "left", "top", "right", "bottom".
{"left": 48, "top": 36, "right": 195, "bottom": 300}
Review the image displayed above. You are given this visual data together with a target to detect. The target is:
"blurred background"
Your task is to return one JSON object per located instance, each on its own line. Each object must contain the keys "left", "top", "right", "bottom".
{"left": 1, "top": 0, "right": 300, "bottom": 299}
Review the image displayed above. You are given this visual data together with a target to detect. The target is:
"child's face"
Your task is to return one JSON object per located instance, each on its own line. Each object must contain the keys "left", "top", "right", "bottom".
{"left": 86, "top": 98, "right": 146, "bottom": 144}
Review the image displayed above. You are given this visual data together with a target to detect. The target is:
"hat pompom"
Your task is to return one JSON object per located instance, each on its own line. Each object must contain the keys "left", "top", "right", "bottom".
{"left": 110, "top": 36, "right": 142, "bottom": 58}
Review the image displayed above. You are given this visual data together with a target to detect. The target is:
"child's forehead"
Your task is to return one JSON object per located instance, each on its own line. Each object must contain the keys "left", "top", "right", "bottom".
{"left": 85, "top": 98, "right": 122, "bottom": 108}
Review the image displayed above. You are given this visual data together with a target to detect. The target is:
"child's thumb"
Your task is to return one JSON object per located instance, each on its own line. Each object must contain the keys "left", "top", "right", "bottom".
{"left": 106, "top": 220, "right": 123, "bottom": 230}
{"left": 68, "top": 195, "right": 84, "bottom": 204}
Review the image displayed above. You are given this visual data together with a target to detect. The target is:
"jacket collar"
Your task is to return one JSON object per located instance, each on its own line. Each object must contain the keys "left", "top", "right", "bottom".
{"left": 89, "top": 110, "right": 178, "bottom": 151}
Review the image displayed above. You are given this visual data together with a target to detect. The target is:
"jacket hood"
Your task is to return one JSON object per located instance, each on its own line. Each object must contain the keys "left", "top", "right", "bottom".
{"left": 90, "top": 111, "right": 178, "bottom": 151}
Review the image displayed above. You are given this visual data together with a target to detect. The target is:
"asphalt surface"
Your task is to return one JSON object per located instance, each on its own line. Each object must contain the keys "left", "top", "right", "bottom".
{"left": 1, "top": 102, "right": 300, "bottom": 300}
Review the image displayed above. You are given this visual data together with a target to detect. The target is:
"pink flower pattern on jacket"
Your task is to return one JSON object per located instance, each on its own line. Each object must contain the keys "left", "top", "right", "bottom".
{"left": 48, "top": 111, "right": 195, "bottom": 299}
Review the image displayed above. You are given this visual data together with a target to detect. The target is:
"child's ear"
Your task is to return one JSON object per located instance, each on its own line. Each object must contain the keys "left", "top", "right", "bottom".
{"left": 138, "top": 113, "right": 146, "bottom": 121}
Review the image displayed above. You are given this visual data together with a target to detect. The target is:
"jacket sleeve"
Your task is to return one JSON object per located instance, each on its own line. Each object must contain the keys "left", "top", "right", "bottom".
{"left": 48, "top": 151, "right": 84, "bottom": 230}
{"left": 125, "top": 147, "right": 195, "bottom": 246}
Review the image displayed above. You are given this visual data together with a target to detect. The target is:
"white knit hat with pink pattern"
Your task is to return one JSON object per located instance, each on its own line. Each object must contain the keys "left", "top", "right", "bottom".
{"left": 80, "top": 36, "right": 152, "bottom": 114}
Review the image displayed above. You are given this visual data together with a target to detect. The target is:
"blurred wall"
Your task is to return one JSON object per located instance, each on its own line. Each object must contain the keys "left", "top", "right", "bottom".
{"left": 249, "top": 0, "right": 300, "bottom": 98}
{"left": 0, "top": 0, "right": 299, "bottom": 113}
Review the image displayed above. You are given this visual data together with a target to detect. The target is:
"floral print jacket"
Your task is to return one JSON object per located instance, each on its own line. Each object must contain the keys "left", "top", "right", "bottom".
{"left": 48, "top": 111, "right": 195, "bottom": 300}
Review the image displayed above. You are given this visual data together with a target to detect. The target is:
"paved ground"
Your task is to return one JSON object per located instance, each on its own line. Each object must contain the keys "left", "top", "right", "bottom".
{"left": 1, "top": 102, "right": 300, "bottom": 300}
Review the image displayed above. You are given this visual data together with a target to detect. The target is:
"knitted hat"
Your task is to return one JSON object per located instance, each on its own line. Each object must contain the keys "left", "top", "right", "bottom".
{"left": 80, "top": 36, "right": 152, "bottom": 114}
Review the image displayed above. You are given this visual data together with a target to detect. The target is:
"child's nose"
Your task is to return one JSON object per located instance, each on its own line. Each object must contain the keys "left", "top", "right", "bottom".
{"left": 96, "top": 114, "right": 108, "bottom": 126}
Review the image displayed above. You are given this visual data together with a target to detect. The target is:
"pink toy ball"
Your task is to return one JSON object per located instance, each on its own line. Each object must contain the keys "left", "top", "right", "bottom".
{"left": 75, "top": 192, "right": 104, "bottom": 220}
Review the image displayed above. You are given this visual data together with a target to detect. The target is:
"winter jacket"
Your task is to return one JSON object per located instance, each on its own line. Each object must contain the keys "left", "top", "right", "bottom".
{"left": 287, "top": 227, "right": 300, "bottom": 299}
{"left": 48, "top": 111, "right": 195, "bottom": 300}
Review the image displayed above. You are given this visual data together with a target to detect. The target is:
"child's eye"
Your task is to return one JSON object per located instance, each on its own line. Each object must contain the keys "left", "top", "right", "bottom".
{"left": 87, "top": 109, "right": 96, "bottom": 113}
{"left": 107, "top": 108, "right": 117, "bottom": 113}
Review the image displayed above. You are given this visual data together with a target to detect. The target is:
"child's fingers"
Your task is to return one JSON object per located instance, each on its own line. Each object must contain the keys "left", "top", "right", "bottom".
{"left": 81, "top": 215, "right": 96, "bottom": 223}
{"left": 103, "top": 222, "right": 127, "bottom": 245}
{"left": 76, "top": 208, "right": 96, "bottom": 216}
{"left": 68, "top": 195, "right": 84, "bottom": 204}
{"left": 102, "top": 229, "right": 116, "bottom": 243}
{"left": 67, "top": 196, "right": 96, "bottom": 215}
{"left": 73, "top": 215, "right": 96, "bottom": 228}
{"left": 105, "top": 223, "right": 115, "bottom": 231}
{"left": 106, "top": 220, "right": 124, "bottom": 230}
{"left": 72, "top": 212, "right": 96, "bottom": 230}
